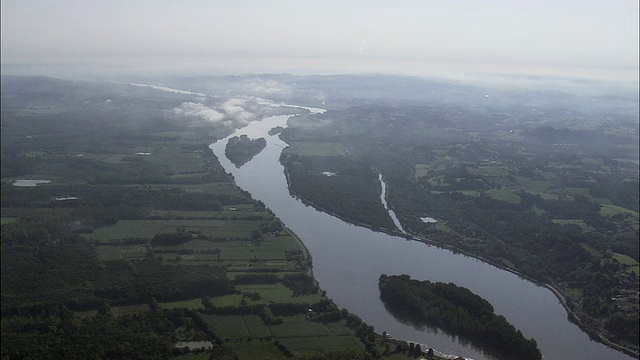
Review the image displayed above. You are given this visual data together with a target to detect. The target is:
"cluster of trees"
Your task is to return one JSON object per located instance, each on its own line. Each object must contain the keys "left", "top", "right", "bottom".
{"left": 1, "top": 305, "right": 210, "bottom": 359}
{"left": 379, "top": 275, "right": 542, "bottom": 360}
{"left": 151, "top": 230, "right": 195, "bottom": 246}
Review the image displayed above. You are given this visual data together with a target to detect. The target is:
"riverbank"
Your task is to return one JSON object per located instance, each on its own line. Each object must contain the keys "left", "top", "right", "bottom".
{"left": 282, "top": 161, "right": 639, "bottom": 359}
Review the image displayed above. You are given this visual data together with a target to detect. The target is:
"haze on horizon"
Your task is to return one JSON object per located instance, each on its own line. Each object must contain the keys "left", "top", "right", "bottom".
{"left": 1, "top": 0, "right": 638, "bottom": 82}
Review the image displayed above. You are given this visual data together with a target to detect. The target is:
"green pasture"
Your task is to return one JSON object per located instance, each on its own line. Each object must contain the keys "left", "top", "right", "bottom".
{"left": 172, "top": 352, "right": 211, "bottom": 360}
{"left": 268, "top": 315, "right": 332, "bottom": 338}
{"left": 80, "top": 152, "right": 133, "bottom": 164}
{"left": 434, "top": 222, "right": 452, "bottom": 233}
{"left": 243, "top": 315, "right": 272, "bottom": 337}
{"left": 484, "top": 189, "right": 521, "bottom": 204}
{"left": 426, "top": 177, "right": 442, "bottom": 187}
{"left": 204, "top": 315, "right": 249, "bottom": 338}
{"left": 150, "top": 210, "right": 219, "bottom": 219}
{"left": 147, "top": 147, "right": 205, "bottom": 173}
{"left": 612, "top": 252, "right": 639, "bottom": 276}
{"left": 87, "top": 220, "right": 164, "bottom": 241}
{"left": 0, "top": 217, "right": 18, "bottom": 225}
{"left": 217, "top": 249, "right": 255, "bottom": 260}
{"left": 324, "top": 320, "right": 356, "bottom": 336}
{"left": 612, "top": 252, "right": 638, "bottom": 266}
{"left": 111, "top": 304, "right": 149, "bottom": 316}
{"left": 414, "top": 164, "right": 429, "bottom": 178}
{"left": 579, "top": 243, "right": 603, "bottom": 259}
{"left": 96, "top": 246, "right": 123, "bottom": 261}
{"left": 488, "top": 177, "right": 517, "bottom": 187}
{"left": 564, "top": 187, "right": 592, "bottom": 197}
{"left": 235, "top": 284, "right": 323, "bottom": 304}
{"left": 88, "top": 218, "right": 266, "bottom": 241}
{"left": 210, "top": 294, "right": 245, "bottom": 307}
{"left": 149, "top": 131, "right": 191, "bottom": 139}
{"left": 277, "top": 335, "right": 364, "bottom": 352}
{"left": 253, "top": 251, "right": 285, "bottom": 260}
{"left": 265, "top": 234, "right": 310, "bottom": 252}
{"left": 224, "top": 339, "right": 284, "bottom": 359}
{"left": 284, "top": 142, "right": 347, "bottom": 156}
{"left": 531, "top": 205, "right": 545, "bottom": 215}
{"left": 546, "top": 164, "right": 582, "bottom": 170}
{"left": 600, "top": 204, "right": 638, "bottom": 218}
{"left": 470, "top": 165, "right": 510, "bottom": 177}
{"left": 513, "top": 176, "right": 548, "bottom": 193}
{"left": 144, "top": 182, "right": 237, "bottom": 194}
{"left": 551, "top": 219, "right": 595, "bottom": 233}
{"left": 457, "top": 190, "right": 480, "bottom": 197}
{"left": 159, "top": 298, "right": 203, "bottom": 310}
{"left": 539, "top": 193, "right": 559, "bottom": 200}
{"left": 95, "top": 244, "right": 149, "bottom": 262}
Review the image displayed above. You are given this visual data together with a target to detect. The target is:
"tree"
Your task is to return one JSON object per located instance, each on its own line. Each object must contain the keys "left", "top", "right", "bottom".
{"left": 149, "top": 297, "right": 159, "bottom": 312}
{"left": 97, "top": 300, "right": 112, "bottom": 317}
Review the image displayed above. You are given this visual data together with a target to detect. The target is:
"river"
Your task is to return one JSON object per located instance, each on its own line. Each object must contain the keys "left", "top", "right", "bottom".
{"left": 208, "top": 112, "right": 636, "bottom": 360}
{"left": 114, "top": 79, "right": 635, "bottom": 358}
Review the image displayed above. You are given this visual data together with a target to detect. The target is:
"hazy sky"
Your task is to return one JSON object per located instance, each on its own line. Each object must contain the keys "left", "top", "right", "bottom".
{"left": 1, "top": 0, "right": 638, "bottom": 80}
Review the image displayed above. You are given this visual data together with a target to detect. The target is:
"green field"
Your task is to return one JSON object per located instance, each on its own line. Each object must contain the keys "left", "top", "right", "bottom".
{"left": 268, "top": 315, "right": 332, "bottom": 338}
{"left": 600, "top": 203, "right": 638, "bottom": 217}
{"left": 612, "top": 252, "right": 640, "bottom": 276}
{"left": 205, "top": 315, "right": 249, "bottom": 338}
{"left": 470, "top": 165, "right": 510, "bottom": 177}
{"left": 414, "top": 164, "right": 429, "bottom": 178}
{"left": 235, "top": 284, "right": 323, "bottom": 304}
{"left": 243, "top": 316, "right": 273, "bottom": 337}
{"left": 551, "top": 219, "right": 595, "bottom": 233}
{"left": 160, "top": 298, "right": 204, "bottom": 310}
{"left": 0, "top": 217, "right": 18, "bottom": 225}
{"left": 484, "top": 189, "right": 521, "bottom": 204}
{"left": 224, "top": 340, "right": 285, "bottom": 359}
{"left": 277, "top": 335, "right": 364, "bottom": 352}
{"left": 284, "top": 142, "right": 347, "bottom": 156}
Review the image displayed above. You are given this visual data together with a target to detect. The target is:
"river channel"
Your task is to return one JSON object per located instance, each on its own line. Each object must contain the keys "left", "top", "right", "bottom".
{"left": 210, "top": 113, "right": 633, "bottom": 360}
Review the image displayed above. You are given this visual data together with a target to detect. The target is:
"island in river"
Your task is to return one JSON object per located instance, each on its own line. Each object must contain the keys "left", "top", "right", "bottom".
{"left": 379, "top": 274, "right": 542, "bottom": 360}
{"left": 224, "top": 134, "right": 267, "bottom": 168}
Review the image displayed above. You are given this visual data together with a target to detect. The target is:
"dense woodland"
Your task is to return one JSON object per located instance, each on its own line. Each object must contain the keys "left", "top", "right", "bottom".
{"left": 379, "top": 275, "right": 542, "bottom": 360}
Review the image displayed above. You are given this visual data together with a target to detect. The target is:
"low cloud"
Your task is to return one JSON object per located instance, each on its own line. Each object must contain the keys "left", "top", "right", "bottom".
{"left": 173, "top": 102, "right": 224, "bottom": 123}
{"left": 241, "top": 78, "right": 292, "bottom": 96}
{"left": 174, "top": 98, "right": 255, "bottom": 124}
{"left": 221, "top": 98, "right": 254, "bottom": 122}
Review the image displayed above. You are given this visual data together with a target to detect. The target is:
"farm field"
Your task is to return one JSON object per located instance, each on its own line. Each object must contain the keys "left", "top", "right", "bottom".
{"left": 1, "top": 77, "right": 428, "bottom": 360}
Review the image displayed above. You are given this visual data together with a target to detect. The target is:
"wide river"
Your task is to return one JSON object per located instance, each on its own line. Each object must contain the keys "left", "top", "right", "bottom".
{"left": 210, "top": 113, "right": 633, "bottom": 360}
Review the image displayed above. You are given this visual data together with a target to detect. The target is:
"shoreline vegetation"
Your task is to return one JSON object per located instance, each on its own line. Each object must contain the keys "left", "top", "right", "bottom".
{"left": 282, "top": 161, "right": 640, "bottom": 359}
